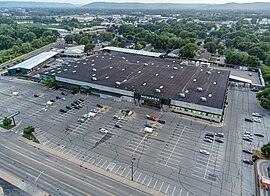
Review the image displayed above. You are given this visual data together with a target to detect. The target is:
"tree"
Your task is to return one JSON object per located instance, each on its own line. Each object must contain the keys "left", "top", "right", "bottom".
{"left": 2, "top": 118, "right": 12, "bottom": 126}
{"left": 180, "top": 43, "right": 199, "bottom": 58}
{"left": 44, "top": 78, "right": 54, "bottom": 87}
{"left": 71, "top": 86, "right": 79, "bottom": 94}
{"left": 79, "top": 36, "right": 90, "bottom": 45}
{"left": 205, "top": 42, "right": 216, "bottom": 53}
{"left": 64, "top": 34, "right": 74, "bottom": 44}
{"left": 23, "top": 126, "right": 35, "bottom": 134}
{"left": 101, "top": 32, "right": 113, "bottom": 41}
{"left": 0, "top": 35, "right": 14, "bottom": 50}
{"left": 84, "top": 43, "right": 95, "bottom": 53}
{"left": 265, "top": 53, "right": 270, "bottom": 66}
{"left": 22, "top": 32, "right": 37, "bottom": 42}
{"left": 20, "top": 42, "right": 32, "bottom": 53}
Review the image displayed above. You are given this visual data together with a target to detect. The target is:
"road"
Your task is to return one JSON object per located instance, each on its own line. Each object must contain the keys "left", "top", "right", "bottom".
{"left": 0, "top": 134, "right": 151, "bottom": 196}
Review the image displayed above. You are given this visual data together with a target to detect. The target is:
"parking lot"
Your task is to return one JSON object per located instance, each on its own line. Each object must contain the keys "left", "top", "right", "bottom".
{"left": 1, "top": 77, "right": 270, "bottom": 196}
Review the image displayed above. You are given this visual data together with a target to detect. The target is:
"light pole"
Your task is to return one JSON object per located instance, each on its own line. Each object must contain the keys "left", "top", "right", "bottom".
{"left": 35, "top": 171, "right": 44, "bottom": 196}
{"left": 131, "top": 157, "right": 136, "bottom": 181}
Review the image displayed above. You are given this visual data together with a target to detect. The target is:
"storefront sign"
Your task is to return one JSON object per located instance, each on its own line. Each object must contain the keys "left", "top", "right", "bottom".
{"left": 140, "top": 94, "right": 160, "bottom": 102}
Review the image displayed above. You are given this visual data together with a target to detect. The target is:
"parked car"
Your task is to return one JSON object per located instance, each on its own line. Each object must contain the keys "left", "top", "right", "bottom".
{"left": 98, "top": 128, "right": 108, "bottom": 134}
{"left": 145, "top": 122, "right": 153, "bottom": 128}
{"left": 91, "top": 109, "right": 97, "bottom": 113}
{"left": 34, "top": 94, "right": 40, "bottom": 97}
{"left": 97, "top": 104, "right": 103, "bottom": 108}
{"left": 56, "top": 96, "right": 61, "bottom": 99}
{"left": 244, "top": 131, "right": 252, "bottom": 136}
{"left": 146, "top": 115, "right": 157, "bottom": 121}
{"left": 157, "top": 119, "right": 166, "bottom": 124}
{"left": 78, "top": 118, "right": 85, "bottom": 123}
{"left": 243, "top": 137, "right": 253, "bottom": 142}
{"left": 61, "top": 91, "right": 68, "bottom": 96}
{"left": 204, "top": 136, "right": 214, "bottom": 140}
{"left": 252, "top": 113, "right": 262, "bottom": 117}
{"left": 243, "top": 134, "right": 253, "bottom": 139}
{"left": 243, "top": 159, "right": 253, "bottom": 165}
{"left": 215, "top": 138, "right": 224, "bottom": 143}
{"left": 76, "top": 99, "right": 83, "bottom": 103}
{"left": 215, "top": 132, "right": 224, "bottom": 137}
{"left": 253, "top": 117, "right": 262, "bottom": 123}
{"left": 200, "top": 149, "right": 211, "bottom": 155}
{"left": 203, "top": 138, "right": 213, "bottom": 143}
{"left": 245, "top": 118, "right": 253, "bottom": 122}
{"left": 73, "top": 105, "right": 80, "bottom": 109}
{"left": 113, "top": 115, "right": 121, "bottom": 120}
{"left": 205, "top": 133, "right": 215, "bottom": 137}
{"left": 66, "top": 106, "right": 71, "bottom": 110}
{"left": 254, "top": 133, "right": 264, "bottom": 137}
{"left": 144, "top": 127, "right": 153, "bottom": 134}
{"left": 50, "top": 99, "right": 56, "bottom": 102}
{"left": 114, "top": 124, "right": 122, "bottom": 128}
{"left": 78, "top": 99, "right": 84, "bottom": 102}
{"left": 41, "top": 107, "right": 47, "bottom": 112}
{"left": 243, "top": 149, "right": 253, "bottom": 154}
{"left": 59, "top": 109, "right": 67, "bottom": 113}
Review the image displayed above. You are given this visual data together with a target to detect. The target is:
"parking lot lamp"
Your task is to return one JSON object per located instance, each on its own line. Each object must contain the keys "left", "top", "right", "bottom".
{"left": 131, "top": 157, "right": 136, "bottom": 181}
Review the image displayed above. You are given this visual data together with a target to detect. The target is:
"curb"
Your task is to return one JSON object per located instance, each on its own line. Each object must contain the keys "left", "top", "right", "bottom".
{"left": 18, "top": 137, "right": 165, "bottom": 196}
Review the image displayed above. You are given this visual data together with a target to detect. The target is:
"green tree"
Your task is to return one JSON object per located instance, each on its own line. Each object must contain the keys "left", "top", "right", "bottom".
{"left": 0, "top": 35, "right": 14, "bottom": 50}
{"left": 2, "top": 118, "right": 12, "bottom": 126}
{"left": 22, "top": 32, "right": 37, "bottom": 42}
{"left": 79, "top": 36, "right": 90, "bottom": 45}
{"left": 101, "top": 32, "right": 113, "bottom": 41}
{"left": 84, "top": 43, "right": 95, "bottom": 53}
{"left": 64, "top": 34, "right": 74, "bottom": 44}
{"left": 44, "top": 78, "right": 54, "bottom": 87}
{"left": 265, "top": 53, "right": 270, "bottom": 66}
{"left": 23, "top": 126, "right": 35, "bottom": 134}
{"left": 71, "top": 86, "right": 79, "bottom": 94}
{"left": 205, "top": 42, "right": 216, "bottom": 53}
{"left": 180, "top": 43, "right": 199, "bottom": 58}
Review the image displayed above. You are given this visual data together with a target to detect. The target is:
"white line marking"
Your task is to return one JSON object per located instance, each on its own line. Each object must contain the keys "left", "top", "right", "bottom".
{"left": 153, "top": 179, "right": 158, "bottom": 189}
{"left": 115, "top": 166, "right": 121, "bottom": 174}
{"left": 203, "top": 141, "right": 215, "bottom": 179}
{"left": 96, "top": 159, "right": 103, "bottom": 166}
{"left": 147, "top": 177, "right": 152, "bottom": 187}
{"left": 136, "top": 173, "right": 142, "bottom": 182}
{"left": 171, "top": 186, "right": 176, "bottom": 196}
{"left": 141, "top": 175, "right": 147, "bottom": 184}
{"left": 101, "top": 160, "right": 107, "bottom": 168}
{"left": 125, "top": 169, "right": 131, "bottom": 178}
{"left": 159, "top": 182, "right": 164, "bottom": 192}
{"left": 179, "top": 189, "right": 182, "bottom": 196}
{"left": 165, "top": 184, "right": 170, "bottom": 194}
{"left": 132, "top": 134, "right": 148, "bottom": 154}
{"left": 120, "top": 168, "right": 126, "bottom": 176}
{"left": 186, "top": 191, "right": 189, "bottom": 196}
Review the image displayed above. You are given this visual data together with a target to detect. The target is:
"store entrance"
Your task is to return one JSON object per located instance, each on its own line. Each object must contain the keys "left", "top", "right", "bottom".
{"left": 142, "top": 99, "right": 161, "bottom": 108}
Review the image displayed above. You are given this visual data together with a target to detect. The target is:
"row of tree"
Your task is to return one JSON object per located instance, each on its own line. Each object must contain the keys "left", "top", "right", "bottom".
{"left": 257, "top": 66, "right": 270, "bottom": 110}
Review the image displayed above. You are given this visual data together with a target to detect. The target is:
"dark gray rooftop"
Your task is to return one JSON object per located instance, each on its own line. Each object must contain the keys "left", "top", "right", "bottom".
{"left": 43, "top": 52, "right": 230, "bottom": 109}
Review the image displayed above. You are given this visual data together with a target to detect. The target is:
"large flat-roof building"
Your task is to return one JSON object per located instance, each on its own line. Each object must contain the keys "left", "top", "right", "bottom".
{"left": 41, "top": 51, "right": 230, "bottom": 122}
{"left": 8, "top": 51, "right": 58, "bottom": 75}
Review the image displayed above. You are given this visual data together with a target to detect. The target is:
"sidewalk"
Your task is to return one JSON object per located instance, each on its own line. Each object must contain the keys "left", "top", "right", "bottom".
{"left": 18, "top": 137, "right": 165, "bottom": 196}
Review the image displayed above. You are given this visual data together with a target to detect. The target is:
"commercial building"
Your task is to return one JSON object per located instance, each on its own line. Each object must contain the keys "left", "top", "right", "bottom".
{"left": 41, "top": 50, "right": 230, "bottom": 122}
{"left": 8, "top": 52, "right": 58, "bottom": 75}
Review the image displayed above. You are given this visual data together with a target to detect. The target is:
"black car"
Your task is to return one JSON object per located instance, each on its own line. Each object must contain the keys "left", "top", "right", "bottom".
{"left": 205, "top": 133, "right": 215, "bottom": 137}
{"left": 74, "top": 101, "right": 80, "bottom": 105}
{"left": 79, "top": 99, "right": 84, "bottom": 102}
{"left": 114, "top": 124, "right": 122, "bottom": 128}
{"left": 97, "top": 104, "right": 103, "bottom": 108}
{"left": 71, "top": 102, "right": 77, "bottom": 106}
{"left": 158, "top": 120, "right": 166, "bottom": 124}
{"left": 73, "top": 105, "right": 80, "bottom": 109}
{"left": 50, "top": 99, "right": 56, "bottom": 102}
{"left": 56, "top": 96, "right": 61, "bottom": 99}
{"left": 59, "top": 109, "right": 67, "bottom": 113}
{"left": 61, "top": 92, "right": 68, "bottom": 96}
{"left": 245, "top": 118, "right": 253, "bottom": 122}
{"left": 34, "top": 94, "right": 39, "bottom": 97}
{"left": 66, "top": 106, "right": 71, "bottom": 110}
{"left": 215, "top": 138, "right": 224, "bottom": 143}
{"left": 254, "top": 133, "right": 264, "bottom": 137}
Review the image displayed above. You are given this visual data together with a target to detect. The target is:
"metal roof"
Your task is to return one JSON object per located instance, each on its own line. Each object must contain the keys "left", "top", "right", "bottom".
{"left": 8, "top": 51, "right": 58, "bottom": 70}
{"left": 229, "top": 75, "right": 252, "bottom": 84}
{"left": 103, "top": 46, "right": 163, "bottom": 58}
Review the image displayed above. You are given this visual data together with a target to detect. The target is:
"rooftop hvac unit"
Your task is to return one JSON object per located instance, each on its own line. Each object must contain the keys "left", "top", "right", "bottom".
{"left": 96, "top": 56, "right": 99, "bottom": 57}
{"left": 179, "top": 93, "right": 185, "bottom": 98}
{"left": 207, "top": 71, "right": 211, "bottom": 74}
{"left": 193, "top": 79, "right": 197, "bottom": 82}
{"left": 218, "top": 71, "right": 221, "bottom": 74}
{"left": 185, "top": 90, "right": 189, "bottom": 93}
{"left": 173, "top": 61, "right": 176, "bottom": 63}
{"left": 115, "top": 82, "right": 121, "bottom": 86}
{"left": 143, "top": 83, "right": 147, "bottom": 86}
{"left": 126, "top": 60, "right": 128, "bottom": 62}
{"left": 123, "top": 79, "right": 127, "bottom": 82}
{"left": 92, "top": 68, "right": 97, "bottom": 72}
{"left": 144, "top": 63, "right": 148, "bottom": 66}
{"left": 91, "top": 63, "right": 95, "bottom": 66}
{"left": 92, "top": 77, "right": 97, "bottom": 81}
{"left": 105, "top": 76, "right": 110, "bottom": 79}
{"left": 137, "top": 61, "right": 140, "bottom": 63}
{"left": 122, "top": 57, "right": 126, "bottom": 60}
{"left": 201, "top": 69, "right": 203, "bottom": 72}
{"left": 92, "top": 74, "right": 96, "bottom": 76}
{"left": 151, "top": 62, "right": 154, "bottom": 65}
{"left": 213, "top": 82, "right": 217, "bottom": 85}
{"left": 181, "top": 67, "right": 183, "bottom": 69}
{"left": 156, "top": 73, "right": 159, "bottom": 76}
{"left": 200, "top": 97, "right": 207, "bottom": 102}
{"left": 160, "top": 86, "right": 163, "bottom": 89}
{"left": 197, "top": 87, "right": 203, "bottom": 91}
{"left": 155, "top": 89, "right": 161, "bottom": 93}
{"left": 138, "top": 71, "right": 142, "bottom": 73}
{"left": 208, "top": 94, "right": 212, "bottom": 98}
{"left": 173, "top": 67, "right": 178, "bottom": 70}
{"left": 92, "top": 60, "right": 94, "bottom": 62}
{"left": 171, "top": 76, "right": 174, "bottom": 79}
{"left": 109, "top": 66, "right": 113, "bottom": 69}
{"left": 109, "top": 57, "right": 112, "bottom": 59}
{"left": 167, "top": 65, "right": 170, "bottom": 67}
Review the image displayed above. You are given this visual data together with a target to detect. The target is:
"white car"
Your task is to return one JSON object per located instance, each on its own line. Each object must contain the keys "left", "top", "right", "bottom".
{"left": 252, "top": 117, "right": 262, "bottom": 123}
{"left": 215, "top": 132, "right": 224, "bottom": 137}
{"left": 244, "top": 134, "right": 253, "bottom": 139}
{"left": 41, "top": 107, "right": 47, "bottom": 112}
{"left": 113, "top": 115, "right": 121, "bottom": 120}
{"left": 98, "top": 128, "right": 108, "bottom": 134}
{"left": 91, "top": 109, "right": 97, "bottom": 113}
{"left": 203, "top": 138, "right": 213, "bottom": 143}
{"left": 244, "top": 131, "right": 252, "bottom": 135}
{"left": 200, "top": 150, "right": 210, "bottom": 155}
{"left": 252, "top": 113, "right": 262, "bottom": 117}
{"left": 78, "top": 118, "right": 85, "bottom": 123}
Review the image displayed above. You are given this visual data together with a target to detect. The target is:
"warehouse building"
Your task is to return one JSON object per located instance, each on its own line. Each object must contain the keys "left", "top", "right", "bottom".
{"left": 8, "top": 51, "right": 58, "bottom": 75}
{"left": 41, "top": 51, "right": 230, "bottom": 122}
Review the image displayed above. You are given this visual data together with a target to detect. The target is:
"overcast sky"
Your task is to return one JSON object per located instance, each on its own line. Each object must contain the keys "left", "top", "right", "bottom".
{"left": 2, "top": 0, "right": 270, "bottom": 5}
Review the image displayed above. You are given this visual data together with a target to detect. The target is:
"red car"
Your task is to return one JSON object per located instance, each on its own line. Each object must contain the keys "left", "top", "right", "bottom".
{"left": 243, "top": 149, "right": 253, "bottom": 154}
{"left": 147, "top": 115, "right": 157, "bottom": 121}
{"left": 243, "top": 159, "right": 254, "bottom": 165}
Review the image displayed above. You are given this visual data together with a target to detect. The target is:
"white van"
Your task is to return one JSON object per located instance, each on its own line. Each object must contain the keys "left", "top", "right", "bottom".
{"left": 144, "top": 127, "right": 153, "bottom": 134}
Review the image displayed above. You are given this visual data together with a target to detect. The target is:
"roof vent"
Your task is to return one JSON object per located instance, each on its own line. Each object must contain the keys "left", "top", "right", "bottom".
{"left": 137, "top": 61, "right": 140, "bottom": 63}
{"left": 171, "top": 76, "right": 174, "bottom": 79}
{"left": 123, "top": 79, "right": 127, "bottom": 82}
{"left": 208, "top": 94, "right": 212, "bottom": 98}
{"left": 179, "top": 93, "right": 185, "bottom": 98}
{"left": 155, "top": 89, "right": 161, "bottom": 93}
{"left": 185, "top": 90, "right": 189, "bottom": 93}
{"left": 64, "top": 69, "right": 67, "bottom": 71}
{"left": 143, "top": 83, "right": 147, "bottom": 86}
{"left": 144, "top": 63, "right": 148, "bottom": 66}
{"left": 193, "top": 79, "right": 196, "bottom": 82}
{"left": 197, "top": 87, "right": 203, "bottom": 92}
{"left": 160, "top": 86, "right": 163, "bottom": 89}
{"left": 181, "top": 67, "right": 183, "bottom": 69}
{"left": 213, "top": 82, "right": 217, "bottom": 85}
{"left": 218, "top": 71, "right": 221, "bottom": 74}
{"left": 207, "top": 71, "right": 211, "bottom": 74}
{"left": 167, "top": 65, "right": 170, "bottom": 67}
{"left": 138, "top": 71, "right": 141, "bottom": 73}
{"left": 200, "top": 97, "right": 207, "bottom": 102}
{"left": 74, "top": 65, "right": 77, "bottom": 68}
{"left": 116, "top": 82, "right": 121, "bottom": 86}
{"left": 173, "top": 60, "right": 176, "bottom": 63}
{"left": 92, "top": 77, "right": 97, "bottom": 81}
{"left": 109, "top": 57, "right": 112, "bottom": 60}
{"left": 92, "top": 74, "right": 96, "bottom": 76}
{"left": 156, "top": 74, "right": 159, "bottom": 76}
{"left": 105, "top": 76, "right": 110, "bottom": 79}
{"left": 122, "top": 68, "right": 125, "bottom": 71}
{"left": 91, "top": 63, "right": 95, "bottom": 66}
{"left": 92, "top": 68, "right": 97, "bottom": 72}
{"left": 73, "top": 70, "right": 76, "bottom": 73}
{"left": 92, "top": 60, "right": 94, "bottom": 62}
{"left": 109, "top": 66, "right": 113, "bottom": 69}
{"left": 201, "top": 69, "right": 203, "bottom": 72}
{"left": 126, "top": 59, "right": 128, "bottom": 62}
{"left": 173, "top": 67, "right": 178, "bottom": 70}
{"left": 122, "top": 57, "right": 125, "bottom": 60}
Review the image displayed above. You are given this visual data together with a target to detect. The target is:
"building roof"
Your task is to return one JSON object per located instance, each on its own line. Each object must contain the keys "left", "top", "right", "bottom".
{"left": 43, "top": 52, "right": 230, "bottom": 109}
{"left": 198, "top": 51, "right": 211, "bottom": 61}
{"left": 229, "top": 75, "right": 252, "bottom": 84}
{"left": 8, "top": 52, "right": 58, "bottom": 70}
{"left": 103, "top": 46, "right": 164, "bottom": 58}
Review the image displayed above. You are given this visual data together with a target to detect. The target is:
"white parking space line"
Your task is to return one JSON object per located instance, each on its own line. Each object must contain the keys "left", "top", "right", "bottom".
{"left": 120, "top": 168, "right": 126, "bottom": 176}
{"left": 153, "top": 179, "right": 158, "bottom": 189}
{"left": 165, "top": 184, "right": 170, "bottom": 194}
{"left": 171, "top": 186, "right": 176, "bottom": 196}
{"left": 147, "top": 177, "right": 152, "bottom": 187}
{"left": 101, "top": 160, "right": 107, "bottom": 168}
{"left": 159, "top": 182, "right": 164, "bottom": 192}
{"left": 179, "top": 189, "right": 182, "bottom": 196}
{"left": 141, "top": 175, "right": 147, "bottom": 184}
{"left": 43, "top": 140, "right": 50, "bottom": 145}
{"left": 115, "top": 166, "right": 122, "bottom": 174}
{"left": 135, "top": 173, "right": 142, "bottom": 182}
{"left": 125, "top": 169, "right": 131, "bottom": 178}
{"left": 132, "top": 135, "right": 148, "bottom": 154}
{"left": 96, "top": 159, "right": 103, "bottom": 166}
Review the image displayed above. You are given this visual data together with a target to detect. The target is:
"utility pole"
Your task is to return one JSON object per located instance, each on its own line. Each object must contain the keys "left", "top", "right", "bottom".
{"left": 131, "top": 157, "right": 136, "bottom": 181}
{"left": 35, "top": 171, "right": 44, "bottom": 196}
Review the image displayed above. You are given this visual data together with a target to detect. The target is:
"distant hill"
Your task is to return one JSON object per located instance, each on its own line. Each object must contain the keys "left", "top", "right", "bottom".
{"left": 82, "top": 2, "right": 270, "bottom": 10}
{"left": 0, "top": 1, "right": 75, "bottom": 8}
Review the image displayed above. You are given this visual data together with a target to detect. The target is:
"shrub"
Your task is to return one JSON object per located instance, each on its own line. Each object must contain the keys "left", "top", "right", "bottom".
{"left": 2, "top": 118, "right": 12, "bottom": 126}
